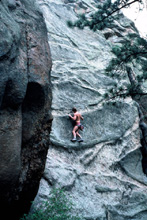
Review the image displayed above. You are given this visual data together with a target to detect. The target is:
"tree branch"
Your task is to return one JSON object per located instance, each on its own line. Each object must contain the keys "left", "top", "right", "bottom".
{"left": 97, "top": 0, "right": 141, "bottom": 23}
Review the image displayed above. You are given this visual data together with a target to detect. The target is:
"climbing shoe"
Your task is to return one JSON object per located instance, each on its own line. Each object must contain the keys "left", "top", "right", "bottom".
{"left": 78, "top": 139, "right": 83, "bottom": 142}
{"left": 71, "top": 138, "right": 77, "bottom": 142}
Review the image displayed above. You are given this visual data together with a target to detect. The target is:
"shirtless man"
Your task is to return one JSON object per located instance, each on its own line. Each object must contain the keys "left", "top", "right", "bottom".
{"left": 69, "top": 107, "right": 84, "bottom": 142}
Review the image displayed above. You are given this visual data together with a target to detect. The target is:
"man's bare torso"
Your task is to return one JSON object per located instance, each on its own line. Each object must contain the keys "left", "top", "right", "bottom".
{"left": 74, "top": 112, "right": 83, "bottom": 124}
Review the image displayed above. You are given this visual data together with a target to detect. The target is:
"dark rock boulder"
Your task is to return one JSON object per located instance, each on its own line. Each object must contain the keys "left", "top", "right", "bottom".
{"left": 0, "top": 0, "right": 52, "bottom": 218}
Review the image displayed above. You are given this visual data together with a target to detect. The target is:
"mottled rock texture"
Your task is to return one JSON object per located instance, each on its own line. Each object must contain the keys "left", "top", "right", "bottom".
{"left": 0, "top": 0, "right": 52, "bottom": 218}
{"left": 34, "top": 0, "right": 147, "bottom": 219}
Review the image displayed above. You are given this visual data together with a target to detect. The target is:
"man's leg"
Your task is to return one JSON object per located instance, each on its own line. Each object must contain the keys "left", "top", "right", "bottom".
{"left": 71, "top": 126, "right": 78, "bottom": 141}
{"left": 76, "top": 130, "right": 82, "bottom": 139}
{"left": 76, "top": 130, "right": 83, "bottom": 142}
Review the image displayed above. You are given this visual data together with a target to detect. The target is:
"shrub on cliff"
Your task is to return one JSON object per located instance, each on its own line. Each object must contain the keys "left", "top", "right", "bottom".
{"left": 21, "top": 188, "right": 81, "bottom": 220}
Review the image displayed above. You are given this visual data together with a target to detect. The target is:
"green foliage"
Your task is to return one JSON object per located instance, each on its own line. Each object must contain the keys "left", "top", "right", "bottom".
{"left": 103, "top": 84, "right": 129, "bottom": 100}
{"left": 67, "top": 0, "right": 142, "bottom": 31}
{"left": 67, "top": 0, "right": 146, "bottom": 100}
{"left": 106, "top": 33, "right": 147, "bottom": 81}
{"left": 20, "top": 188, "right": 81, "bottom": 220}
{"left": 105, "top": 33, "right": 147, "bottom": 100}
{"left": 67, "top": 0, "right": 146, "bottom": 86}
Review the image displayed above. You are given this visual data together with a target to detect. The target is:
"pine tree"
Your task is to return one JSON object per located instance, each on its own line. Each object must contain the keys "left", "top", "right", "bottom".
{"left": 67, "top": 0, "right": 147, "bottom": 99}
{"left": 105, "top": 33, "right": 147, "bottom": 99}
{"left": 67, "top": 0, "right": 143, "bottom": 31}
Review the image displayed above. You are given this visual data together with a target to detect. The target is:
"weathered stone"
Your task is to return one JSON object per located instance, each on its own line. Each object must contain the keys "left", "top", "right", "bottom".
{"left": 8, "top": 0, "right": 16, "bottom": 9}
{"left": 34, "top": 0, "right": 147, "bottom": 219}
{"left": 0, "top": 0, "right": 52, "bottom": 218}
{"left": 50, "top": 100, "right": 138, "bottom": 149}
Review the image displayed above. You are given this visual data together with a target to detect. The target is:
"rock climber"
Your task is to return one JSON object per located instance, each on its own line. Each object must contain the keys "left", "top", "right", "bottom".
{"left": 69, "top": 107, "right": 84, "bottom": 142}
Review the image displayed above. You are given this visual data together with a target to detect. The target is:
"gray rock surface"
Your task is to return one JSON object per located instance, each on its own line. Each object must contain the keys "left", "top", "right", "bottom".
{"left": 0, "top": 0, "right": 52, "bottom": 218}
{"left": 34, "top": 0, "right": 147, "bottom": 219}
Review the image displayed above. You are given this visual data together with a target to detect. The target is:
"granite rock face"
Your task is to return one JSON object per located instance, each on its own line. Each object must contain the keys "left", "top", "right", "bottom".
{"left": 0, "top": 0, "right": 52, "bottom": 218}
{"left": 35, "top": 0, "right": 147, "bottom": 219}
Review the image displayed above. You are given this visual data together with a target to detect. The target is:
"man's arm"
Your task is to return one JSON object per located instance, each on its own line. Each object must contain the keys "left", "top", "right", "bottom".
{"left": 69, "top": 113, "right": 77, "bottom": 120}
{"left": 80, "top": 114, "right": 83, "bottom": 120}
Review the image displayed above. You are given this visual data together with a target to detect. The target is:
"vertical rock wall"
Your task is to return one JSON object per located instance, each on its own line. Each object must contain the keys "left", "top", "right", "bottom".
{"left": 37, "top": 0, "right": 146, "bottom": 219}
{"left": 0, "top": 0, "right": 52, "bottom": 218}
